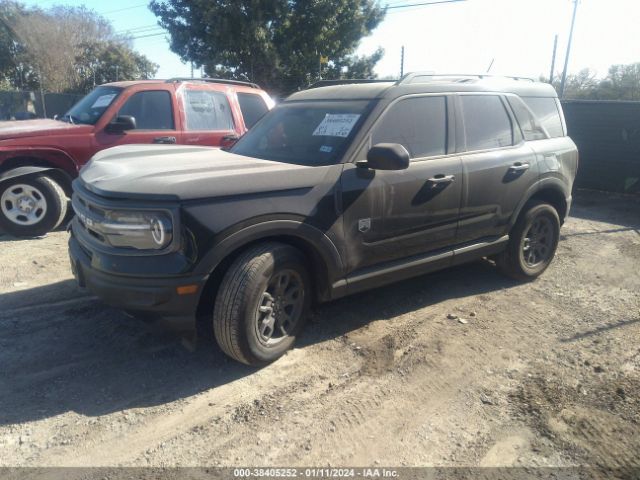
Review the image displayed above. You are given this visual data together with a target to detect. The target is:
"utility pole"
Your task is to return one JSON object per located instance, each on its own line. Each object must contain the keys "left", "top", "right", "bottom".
{"left": 559, "top": 0, "right": 579, "bottom": 98}
{"left": 190, "top": 62, "right": 194, "bottom": 79}
{"left": 400, "top": 46, "right": 405, "bottom": 78}
{"left": 549, "top": 34, "right": 558, "bottom": 84}
{"left": 115, "top": 65, "right": 119, "bottom": 82}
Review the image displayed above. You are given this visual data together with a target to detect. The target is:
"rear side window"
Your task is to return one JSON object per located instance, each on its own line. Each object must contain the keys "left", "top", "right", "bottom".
{"left": 521, "top": 97, "right": 564, "bottom": 138}
{"left": 118, "top": 90, "right": 174, "bottom": 130}
{"left": 507, "top": 96, "right": 547, "bottom": 141}
{"left": 184, "top": 90, "right": 234, "bottom": 131}
{"left": 461, "top": 95, "right": 513, "bottom": 151}
{"left": 238, "top": 93, "right": 269, "bottom": 128}
{"left": 372, "top": 96, "right": 447, "bottom": 159}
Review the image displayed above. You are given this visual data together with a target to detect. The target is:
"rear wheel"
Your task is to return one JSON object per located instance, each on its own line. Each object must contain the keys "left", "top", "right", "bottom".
{"left": 0, "top": 175, "right": 67, "bottom": 237}
{"left": 497, "top": 201, "right": 560, "bottom": 281}
{"left": 213, "top": 243, "right": 310, "bottom": 366}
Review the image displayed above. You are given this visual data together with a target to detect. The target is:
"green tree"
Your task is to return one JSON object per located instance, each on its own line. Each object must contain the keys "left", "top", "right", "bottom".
{"left": 598, "top": 63, "right": 640, "bottom": 101}
{"left": 75, "top": 41, "right": 158, "bottom": 93}
{"left": 543, "top": 63, "right": 640, "bottom": 100}
{"left": 150, "top": 0, "right": 386, "bottom": 94}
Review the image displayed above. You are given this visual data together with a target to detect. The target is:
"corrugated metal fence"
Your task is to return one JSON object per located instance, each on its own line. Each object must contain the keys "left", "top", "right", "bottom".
{"left": 562, "top": 100, "right": 640, "bottom": 194}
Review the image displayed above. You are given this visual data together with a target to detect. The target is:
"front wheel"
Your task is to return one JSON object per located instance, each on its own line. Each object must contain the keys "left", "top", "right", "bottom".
{"left": 0, "top": 175, "right": 67, "bottom": 237}
{"left": 497, "top": 201, "right": 560, "bottom": 281}
{"left": 213, "top": 242, "right": 311, "bottom": 366}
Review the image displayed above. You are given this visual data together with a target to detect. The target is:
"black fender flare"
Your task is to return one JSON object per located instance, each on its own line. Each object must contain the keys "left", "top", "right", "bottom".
{"left": 195, "top": 220, "right": 346, "bottom": 301}
{"left": 509, "top": 177, "right": 569, "bottom": 228}
{"left": 0, "top": 166, "right": 73, "bottom": 193}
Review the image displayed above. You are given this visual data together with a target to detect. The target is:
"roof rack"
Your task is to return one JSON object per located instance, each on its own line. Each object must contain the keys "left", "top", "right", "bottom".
{"left": 397, "top": 72, "right": 535, "bottom": 84}
{"left": 308, "top": 79, "right": 396, "bottom": 89}
{"left": 165, "top": 77, "right": 260, "bottom": 89}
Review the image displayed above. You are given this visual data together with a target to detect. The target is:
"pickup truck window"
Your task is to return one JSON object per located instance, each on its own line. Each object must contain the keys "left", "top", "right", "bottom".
{"left": 372, "top": 96, "right": 447, "bottom": 159}
{"left": 461, "top": 95, "right": 514, "bottom": 151}
{"left": 63, "top": 86, "right": 122, "bottom": 125}
{"left": 118, "top": 90, "right": 175, "bottom": 130}
{"left": 230, "top": 100, "right": 371, "bottom": 166}
{"left": 237, "top": 93, "right": 269, "bottom": 128}
{"left": 183, "top": 90, "right": 234, "bottom": 131}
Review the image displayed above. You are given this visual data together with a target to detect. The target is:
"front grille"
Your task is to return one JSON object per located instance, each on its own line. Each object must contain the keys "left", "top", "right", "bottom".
{"left": 72, "top": 191, "right": 110, "bottom": 247}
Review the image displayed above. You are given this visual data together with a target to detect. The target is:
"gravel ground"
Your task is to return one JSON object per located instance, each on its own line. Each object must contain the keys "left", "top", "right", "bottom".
{"left": 0, "top": 190, "right": 638, "bottom": 476}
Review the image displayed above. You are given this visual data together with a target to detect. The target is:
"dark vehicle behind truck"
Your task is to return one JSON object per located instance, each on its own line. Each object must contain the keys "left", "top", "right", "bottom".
{"left": 69, "top": 73, "right": 577, "bottom": 366}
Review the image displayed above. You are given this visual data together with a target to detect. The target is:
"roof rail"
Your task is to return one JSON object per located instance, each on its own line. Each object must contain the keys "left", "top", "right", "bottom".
{"left": 308, "top": 79, "right": 397, "bottom": 89}
{"left": 398, "top": 72, "right": 535, "bottom": 84}
{"left": 165, "top": 77, "right": 260, "bottom": 89}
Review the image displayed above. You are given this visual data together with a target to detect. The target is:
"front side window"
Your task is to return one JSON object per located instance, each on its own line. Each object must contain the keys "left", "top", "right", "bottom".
{"left": 230, "top": 100, "right": 371, "bottom": 166}
{"left": 372, "top": 96, "right": 447, "bottom": 159}
{"left": 183, "top": 89, "right": 234, "bottom": 131}
{"left": 118, "top": 90, "right": 174, "bottom": 130}
{"left": 238, "top": 93, "right": 269, "bottom": 128}
{"left": 63, "top": 86, "right": 122, "bottom": 125}
{"left": 522, "top": 97, "right": 564, "bottom": 138}
{"left": 461, "top": 95, "right": 514, "bottom": 151}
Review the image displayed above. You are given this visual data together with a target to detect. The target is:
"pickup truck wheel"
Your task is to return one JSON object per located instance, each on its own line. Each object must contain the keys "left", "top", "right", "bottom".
{"left": 497, "top": 201, "right": 560, "bottom": 281}
{"left": 213, "top": 243, "right": 310, "bottom": 366}
{"left": 0, "top": 175, "right": 67, "bottom": 237}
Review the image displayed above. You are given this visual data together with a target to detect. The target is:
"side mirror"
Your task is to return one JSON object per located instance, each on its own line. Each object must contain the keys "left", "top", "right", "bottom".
{"left": 357, "top": 143, "right": 410, "bottom": 170}
{"left": 106, "top": 115, "right": 136, "bottom": 134}
{"left": 220, "top": 133, "right": 241, "bottom": 150}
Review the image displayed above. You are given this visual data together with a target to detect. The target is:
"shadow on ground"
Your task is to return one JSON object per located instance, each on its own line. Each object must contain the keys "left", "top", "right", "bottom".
{"left": 0, "top": 189, "right": 637, "bottom": 427}
{"left": 0, "top": 260, "right": 517, "bottom": 427}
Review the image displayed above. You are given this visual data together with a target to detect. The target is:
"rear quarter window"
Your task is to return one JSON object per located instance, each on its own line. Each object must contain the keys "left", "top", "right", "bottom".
{"left": 507, "top": 96, "right": 547, "bottom": 141}
{"left": 521, "top": 97, "right": 565, "bottom": 138}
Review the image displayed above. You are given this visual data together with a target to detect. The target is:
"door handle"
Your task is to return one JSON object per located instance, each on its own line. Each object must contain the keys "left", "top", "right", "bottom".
{"left": 428, "top": 174, "right": 455, "bottom": 184}
{"left": 509, "top": 162, "right": 530, "bottom": 172}
{"left": 152, "top": 136, "right": 177, "bottom": 144}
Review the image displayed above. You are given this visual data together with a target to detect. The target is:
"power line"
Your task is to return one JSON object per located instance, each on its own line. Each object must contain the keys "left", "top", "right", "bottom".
{"left": 130, "top": 32, "right": 167, "bottom": 40}
{"left": 101, "top": 3, "right": 148, "bottom": 15}
{"left": 117, "top": 24, "right": 163, "bottom": 33}
{"left": 386, "top": 0, "right": 466, "bottom": 9}
{"left": 118, "top": 26, "right": 165, "bottom": 36}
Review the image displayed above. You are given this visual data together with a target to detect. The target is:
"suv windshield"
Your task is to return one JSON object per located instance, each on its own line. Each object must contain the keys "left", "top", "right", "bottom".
{"left": 62, "top": 86, "right": 122, "bottom": 125}
{"left": 230, "top": 100, "right": 372, "bottom": 166}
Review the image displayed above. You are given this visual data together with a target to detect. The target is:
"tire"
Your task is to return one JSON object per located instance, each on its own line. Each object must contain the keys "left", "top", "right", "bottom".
{"left": 0, "top": 175, "right": 68, "bottom": 237}
{"left": 497, "top": 201, "right": 560, "bottom": 281}
{"left": 213, "top": 242, "right": 311, "bottom": 366}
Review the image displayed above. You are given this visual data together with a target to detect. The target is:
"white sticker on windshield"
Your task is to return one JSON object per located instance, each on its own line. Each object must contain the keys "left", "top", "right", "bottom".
{"left": 319, "top": 145, "right": 333, "bottom": 153}
{"left": 312, "top": 113, "right": 360, "bottom": 138}
{"left": 91, "top": 94, "right": 116, "bottom": 109}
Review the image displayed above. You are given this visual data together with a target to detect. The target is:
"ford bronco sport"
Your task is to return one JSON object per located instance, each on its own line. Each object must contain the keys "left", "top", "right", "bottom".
{"left": 0, "top": 78, "right": 273, "bottom": 237}
{"left": 68, "top": 73, "right": 578, "bottom": 366}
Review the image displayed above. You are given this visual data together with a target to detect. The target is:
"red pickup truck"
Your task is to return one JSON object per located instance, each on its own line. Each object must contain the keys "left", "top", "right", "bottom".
{"left": 0, "top": 78, "right": 273, "bottom": 237}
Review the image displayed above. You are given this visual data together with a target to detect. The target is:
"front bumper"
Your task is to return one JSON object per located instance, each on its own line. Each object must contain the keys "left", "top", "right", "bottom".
{"left": 68, "top": 234, "right": 207, "bottom": 319}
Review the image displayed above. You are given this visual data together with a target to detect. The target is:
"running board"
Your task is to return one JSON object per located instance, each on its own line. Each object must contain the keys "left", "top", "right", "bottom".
{"left": 332, "top": 235, "right": 509, "bottom": 299}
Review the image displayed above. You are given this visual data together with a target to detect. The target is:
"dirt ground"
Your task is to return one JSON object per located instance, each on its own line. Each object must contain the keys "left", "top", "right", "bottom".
{"left": 0, "top": 190, "right": 638, "bottom": 476}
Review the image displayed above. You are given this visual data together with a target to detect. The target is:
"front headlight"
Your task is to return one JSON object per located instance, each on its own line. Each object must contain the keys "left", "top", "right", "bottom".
{"left": 101, "top": 210, "right": 173, "bottom": 250}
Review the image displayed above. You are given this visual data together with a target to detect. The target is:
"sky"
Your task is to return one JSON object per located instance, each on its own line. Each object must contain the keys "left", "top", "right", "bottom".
{"left": 21, "top": 0, "right": 640, "bottom": 82}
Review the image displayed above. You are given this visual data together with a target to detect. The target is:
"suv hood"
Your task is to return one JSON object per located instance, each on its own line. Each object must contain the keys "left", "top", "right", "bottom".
{"left": 79, "top": 145, "right": 332, "bottom": 201}
{"left": 0, "top": 119, "right": 91, "bottom": 141}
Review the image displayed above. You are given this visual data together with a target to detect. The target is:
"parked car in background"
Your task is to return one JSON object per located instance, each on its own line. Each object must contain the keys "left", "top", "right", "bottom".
{"left": 69, "top": 73, "right": 578, "bottom": 366}
{"left": 0, "top": 78, "right": 273, "bottom": 237}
